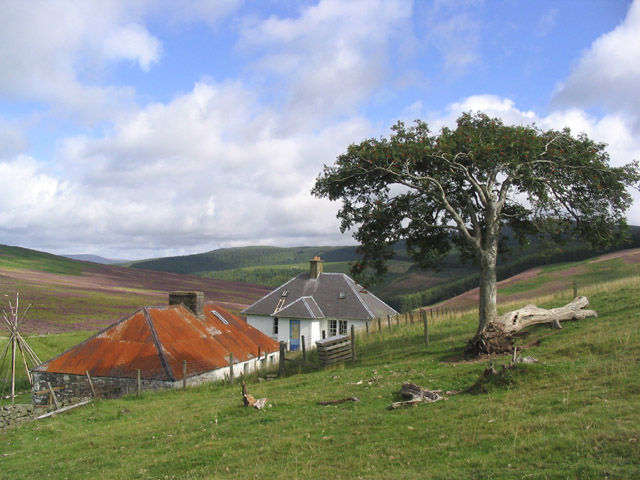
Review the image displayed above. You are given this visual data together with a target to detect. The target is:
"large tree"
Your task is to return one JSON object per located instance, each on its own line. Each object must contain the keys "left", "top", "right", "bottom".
{"left": 312, "top": 112, "right": 639, "bottom": 353}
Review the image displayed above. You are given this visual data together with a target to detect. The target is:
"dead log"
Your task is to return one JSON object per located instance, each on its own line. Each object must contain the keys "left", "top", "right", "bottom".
{"left": 493, "top": 296, "right": 597, "bottom": 334}
{"left": 388, "top": 382, "right": 442, "bottom": 409}
{"left": 466, "top": 296, "right": 597, "bottom": 356}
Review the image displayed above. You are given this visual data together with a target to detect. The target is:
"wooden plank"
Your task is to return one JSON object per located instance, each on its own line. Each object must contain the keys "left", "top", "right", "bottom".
{"left": 86, "top": 370, "right": 97, "bottom": 397}
{"left": 37, "top": 399, "right": 92, "bottom": 419}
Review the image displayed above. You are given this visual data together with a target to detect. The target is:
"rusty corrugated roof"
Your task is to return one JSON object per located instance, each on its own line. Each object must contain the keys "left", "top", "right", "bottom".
{"left": 35, "top": 303, "right": 280, "bottom": 381}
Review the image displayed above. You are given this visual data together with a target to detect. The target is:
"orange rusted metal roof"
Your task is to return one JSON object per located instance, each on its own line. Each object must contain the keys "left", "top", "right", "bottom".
{"left": 35, "top": 303, "right": 280, "bottom": 381}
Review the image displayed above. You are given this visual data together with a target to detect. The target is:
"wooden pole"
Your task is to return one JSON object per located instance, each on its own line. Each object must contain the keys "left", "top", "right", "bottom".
{"left": 47, "top": 382, "right": 61, "bottom": 410}
{"left": 301, "top": 335, "right": 306, "bottom": 361}
{"left": 350, "top": 325, "right": 356, "bottom": 362}
{"left": 11, "top": 334, "right": 16, "bottom": 406}
{"left": 377, "top": 318, "right": 381, "bottom": 331}
{"left": 279, "top": 342, "right": 286, "bottom": 378}
{"left": 387, "top": 315, "right": 392, "bottom": 331}
{"left": 423, "top": 309, "right": 429, "bottom": 347}
{"left": 365, "top": 321, "right": 369, "bottom": 334}
{"left": 229, "top": 353, "right": 234, "bottom": 385}
{"left": 137, "top": 369, "right": 141, "bottom": 396}
{"left": 86, "top": 370, "right": 97, "bottom": 398}
{"left": 183, "top": 360, "right": 188, "bottom": 390}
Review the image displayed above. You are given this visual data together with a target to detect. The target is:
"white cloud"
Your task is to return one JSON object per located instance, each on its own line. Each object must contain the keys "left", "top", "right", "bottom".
{"left": 0, "top": 119, "right": 29, "bottom": 157}
{"left": 103, "top": 23, "right": 161, "bottom": 71}
{"left": 0, "top": 80, "right": 367, "bottom": 257}
{"left": 240, "top": 0, "right": 412, "bottom": 129}
{"left": 423, "top": 1, "right": 482, "bottom": 75}
{"left": 0, "top": 0, "right": 160, "bottom": 123}
{"left": 553, "top": 0, "right": 640, "bottom": 127}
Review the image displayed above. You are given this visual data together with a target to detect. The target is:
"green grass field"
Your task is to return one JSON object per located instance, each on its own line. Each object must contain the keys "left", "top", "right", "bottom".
{"left": 1, "top": 259, "right": 639, "bottom": 479}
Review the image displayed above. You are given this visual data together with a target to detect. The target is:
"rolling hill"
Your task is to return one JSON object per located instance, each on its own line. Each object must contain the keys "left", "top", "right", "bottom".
{"left": 123, "top": 227, "right": 640, "bottom": 311}
{"left": 0, "top": 245, "right": 270, "bottom": 334}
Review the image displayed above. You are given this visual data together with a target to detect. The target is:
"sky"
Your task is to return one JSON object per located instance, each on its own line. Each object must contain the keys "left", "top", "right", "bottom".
{"left": 1, "top": 0, "right": 639, "bottom": 261}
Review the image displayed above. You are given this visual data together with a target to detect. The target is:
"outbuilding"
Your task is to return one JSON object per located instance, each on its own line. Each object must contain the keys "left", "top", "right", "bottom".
{"left": 32, "top": 292, "right": 279, "bottom": 404}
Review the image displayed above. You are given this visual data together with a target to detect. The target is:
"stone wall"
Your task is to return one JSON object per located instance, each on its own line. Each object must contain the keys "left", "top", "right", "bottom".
{"left": 0, "top": 404, "right": 51, "bottom": 430}
{"left": 32, "top": 371, "right": 172, "bottom": 406}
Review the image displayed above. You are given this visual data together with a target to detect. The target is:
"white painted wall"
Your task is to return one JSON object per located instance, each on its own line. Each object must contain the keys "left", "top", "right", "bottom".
{"left": 186, "top": 351, "right": 279, "bottom": 386}
{"left": 247, "top": 315, "right": 371, "bottom": 350}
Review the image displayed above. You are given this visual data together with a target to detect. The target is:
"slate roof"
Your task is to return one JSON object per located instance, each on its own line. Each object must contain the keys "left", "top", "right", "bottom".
{"left": 242, "top": 272, "right": 397, "bottom": 320}
{"left": 34, "top": 303, "right": 279, "bottom": 381}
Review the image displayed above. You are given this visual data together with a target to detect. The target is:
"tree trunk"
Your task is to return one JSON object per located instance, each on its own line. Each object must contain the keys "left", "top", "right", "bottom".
{"left": 477, "top": 248, "right": 498, "bottom": 334}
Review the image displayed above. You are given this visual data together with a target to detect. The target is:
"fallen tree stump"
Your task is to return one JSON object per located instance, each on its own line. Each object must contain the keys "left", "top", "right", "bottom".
{"left": 388, "top": 382, "right": 443, "bottom": 410}
{"left": 241, "top": 381, "right": 268, "bottom": 410}
{"left": 466, "top": 296, "right": 597, "bottom": 356}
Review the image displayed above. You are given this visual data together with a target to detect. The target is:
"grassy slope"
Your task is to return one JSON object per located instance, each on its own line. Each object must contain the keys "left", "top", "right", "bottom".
{"left": 0, "top": 245, "right": 271, "bottom": 334}
{"left": 1, "top": 254, "right": 639, "bottom": 479}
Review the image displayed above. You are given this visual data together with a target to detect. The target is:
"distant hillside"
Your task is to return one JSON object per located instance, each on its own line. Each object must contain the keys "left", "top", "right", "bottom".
{"left": 63, "top": 254, "right": 129, "bottom": 264}
{"left": 125, "top": 227, "right": 640, "bottom": 311}
{"left": 0, "top": 244, "right": 270, "bottom": 334}
{"left": 126, "top": 245, "right": 364, "bottom": 274}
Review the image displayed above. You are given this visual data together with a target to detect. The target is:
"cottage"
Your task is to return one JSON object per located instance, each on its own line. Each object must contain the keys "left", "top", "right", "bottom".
{"left": 32, "top": 292, "right": 279, "bottom": 404}
{"left": 242, "top": 257, "right": 398, "bottom": 350}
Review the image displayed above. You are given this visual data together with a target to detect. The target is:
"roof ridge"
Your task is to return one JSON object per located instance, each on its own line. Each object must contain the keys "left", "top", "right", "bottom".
{"left": 242, "top": 273, "right": 302, "bottom": 313}
{"left": 345, "top": 276, "right": 375, "bottom": 318}
{"left": 143, "top": 306, "right": 176, "bottom": 382}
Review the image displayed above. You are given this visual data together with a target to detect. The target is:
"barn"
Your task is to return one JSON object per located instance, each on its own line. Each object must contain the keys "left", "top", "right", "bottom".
{"left": 32, "top": 292, "right": 280, "bottom": 405}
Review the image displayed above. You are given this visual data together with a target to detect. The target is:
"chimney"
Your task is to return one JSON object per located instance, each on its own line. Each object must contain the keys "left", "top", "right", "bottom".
{"left": 169, "top": 291, "right": 204, "bottom": 318}
{"left": 310, "top": 256, "right": 324, "bottom": 279}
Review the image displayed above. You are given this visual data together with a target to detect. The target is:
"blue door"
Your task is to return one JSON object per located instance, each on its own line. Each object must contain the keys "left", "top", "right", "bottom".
{"left": 290, "top": 320, "right": 300, "bottom": 351}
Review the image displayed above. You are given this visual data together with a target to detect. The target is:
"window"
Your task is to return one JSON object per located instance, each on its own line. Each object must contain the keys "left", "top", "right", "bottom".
{"left": 329, "top": 319, "right": 337, "bottom": 336}
{"left": 212, "top": 310, "right": 229, "bottom": 325}
{"left": 329, "top": 319, "right": 347, "bottom": 336}
{"left": 339, "top": 320, "right": 348, "bottom": 335}
{"left": 281, "top": 290, "right": 289, "bottom": 297}
{"left": 338, "top": 291, "right": 346, "bottom": 299}
{"left": 273, "top": 317, "right": 279, "bottom": 335}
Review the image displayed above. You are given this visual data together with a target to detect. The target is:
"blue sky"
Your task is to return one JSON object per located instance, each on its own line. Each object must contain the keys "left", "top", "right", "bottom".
{"left": 1, "top": 0, "right": 639, "bottom": 260}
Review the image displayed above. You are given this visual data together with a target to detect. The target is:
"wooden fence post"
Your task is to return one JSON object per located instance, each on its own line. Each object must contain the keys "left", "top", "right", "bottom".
{"left": 183, "top": 360, "right": 187, "bottom": 390}
{"left": 229, "top": 353, "right": 234, "bottom": 385}
{"left": 350, "top": 325, "right": 356, "bottom": 362}
{"left": 301, "top": 335, "right": 307, "bottom": 361}
{"left": 137, "top": 369, "right": 141, "bottom": 396}
{"left": 279, "top": 342, "right": 286, "bottom": 378}
{"left": 573, "top": 280, "right": 578, "bottom": 298}
{"left": 378, "top": 318, "right": 381, "bottom": 331}
{"left": 423, "top": 309, "right": 429, "bottom": 347}
{"left": 366, "top": 321, "right": 369, "bottom": 334}
{"left": 387, "top": 315, "right": 392, "bottom": 331}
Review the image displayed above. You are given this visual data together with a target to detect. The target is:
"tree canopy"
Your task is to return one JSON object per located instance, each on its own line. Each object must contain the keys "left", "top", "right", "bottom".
{"left": 312, "top": 112, "right": 640, "bottom": 334}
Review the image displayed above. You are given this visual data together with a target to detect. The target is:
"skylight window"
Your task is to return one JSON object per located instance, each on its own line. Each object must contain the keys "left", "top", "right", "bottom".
{"left": 338, "top": 292, "right": 347, "bottom": 299}
{"left": 212, "top": 310, "right": 229, "bottom": 325}
{"left": 281, "top": 290, "right": 289, "bottom": 297}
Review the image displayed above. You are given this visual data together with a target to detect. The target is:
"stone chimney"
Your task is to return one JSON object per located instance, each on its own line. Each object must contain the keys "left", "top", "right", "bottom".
{"left": 310, "top": 256, "right": 324, "bottom": 279}
{"left": 169, "top": 291, "right": 204, "bottom": 318}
